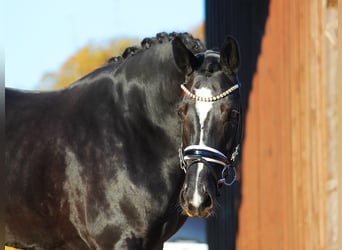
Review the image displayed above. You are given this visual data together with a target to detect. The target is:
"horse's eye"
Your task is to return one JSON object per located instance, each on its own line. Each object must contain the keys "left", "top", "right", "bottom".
{"left": 230, "top": 109, "right": 239, "bottom": 119}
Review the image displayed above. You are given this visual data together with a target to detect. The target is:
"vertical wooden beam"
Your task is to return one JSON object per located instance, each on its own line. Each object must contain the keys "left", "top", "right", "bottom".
{"left": 325, "top": 1, "right": 339, "bottom": 249}
{"left": 236, "top": 0, "right": 327, "bottom": 249}
{"left": 308, "top": 1, "right": 327, "bottom": 248}
{"left": 337, "top": 1, "right": 342, "bottom": 249}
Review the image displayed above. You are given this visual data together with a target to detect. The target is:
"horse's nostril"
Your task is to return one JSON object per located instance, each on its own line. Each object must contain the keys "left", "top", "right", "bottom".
{"left": 188, "top": 203, "right": 195, "bottom": 212}
{"left": 203, "top": 193, "right": 213, "bottom": 209}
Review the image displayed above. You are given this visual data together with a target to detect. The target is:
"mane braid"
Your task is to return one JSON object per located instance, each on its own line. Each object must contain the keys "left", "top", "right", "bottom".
{"left": 107, "top": 32, "right": 206, "bottom": 65}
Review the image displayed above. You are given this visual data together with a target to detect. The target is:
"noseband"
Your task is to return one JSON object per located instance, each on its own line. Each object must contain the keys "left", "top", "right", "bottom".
{"left": 179, "top": 144, "right": 240, "bottom": 187}
{"left": 179, "top": 80, "right": 241, "bottom": 187}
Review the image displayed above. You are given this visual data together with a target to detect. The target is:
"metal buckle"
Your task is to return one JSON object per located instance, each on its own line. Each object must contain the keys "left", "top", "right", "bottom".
{"left": 230, "top": 144, "right": 240, "bottom": 163}
{"left": 178, "top": 148, "right": 187, "bottom": 173}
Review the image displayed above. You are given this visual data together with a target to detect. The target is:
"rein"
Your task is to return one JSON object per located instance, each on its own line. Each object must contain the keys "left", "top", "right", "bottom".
{"left": 179, "top": 81, "right": 241, "bottom": 187}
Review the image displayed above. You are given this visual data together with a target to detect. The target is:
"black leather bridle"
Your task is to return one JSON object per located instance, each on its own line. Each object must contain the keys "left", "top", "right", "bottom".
{"left": 178, "top": 81, "right": 242, "bottom": 187}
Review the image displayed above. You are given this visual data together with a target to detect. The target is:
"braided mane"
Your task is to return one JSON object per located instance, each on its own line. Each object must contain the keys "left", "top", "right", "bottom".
{"left": 107, "top": 32, "right": 206, "bottom": 65}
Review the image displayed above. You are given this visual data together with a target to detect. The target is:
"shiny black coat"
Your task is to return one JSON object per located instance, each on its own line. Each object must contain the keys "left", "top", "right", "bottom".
{"left": 5, "top": 33, "right": 205, "bottom": 250}
{"left": 5, "top": 32, "right": 241, "bottom": 250}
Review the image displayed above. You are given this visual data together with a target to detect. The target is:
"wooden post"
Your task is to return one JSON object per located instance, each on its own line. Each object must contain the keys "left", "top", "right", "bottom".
{"left": 236, "top": 0, "right": 328, "bottom": 249}
{"left": 337, "top": 1, "right": 342, "bottom": 248}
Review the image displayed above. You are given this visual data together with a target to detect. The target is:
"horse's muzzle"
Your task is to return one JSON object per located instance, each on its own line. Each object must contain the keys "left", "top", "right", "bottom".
{"left": 179, "top": 180, "right": 214, "bottom": 218}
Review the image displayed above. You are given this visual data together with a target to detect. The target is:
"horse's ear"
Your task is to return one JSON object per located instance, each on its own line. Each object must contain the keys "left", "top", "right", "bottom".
{"left": 172, "top": 36, "right": 198, "bottom": 75}
{"left": 220, "top": 36, "right": 240, "bottom": 74}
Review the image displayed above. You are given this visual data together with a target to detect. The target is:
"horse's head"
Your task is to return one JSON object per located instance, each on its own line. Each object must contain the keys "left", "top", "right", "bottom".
{"left": 175, "top": 36, "right": 241, "bottom": 218}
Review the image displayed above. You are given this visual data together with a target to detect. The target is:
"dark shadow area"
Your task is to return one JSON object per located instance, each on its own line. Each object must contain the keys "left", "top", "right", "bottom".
{"left": 205, "top": 0, "right": 270, "bottom": 249}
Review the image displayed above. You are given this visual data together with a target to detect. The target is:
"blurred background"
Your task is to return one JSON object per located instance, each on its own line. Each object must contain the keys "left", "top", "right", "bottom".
{"left": 4, "top": 0, "right": 342, "bottom": 250}
{"left": 4, "top": 0, "right": 204, "bottom": 91}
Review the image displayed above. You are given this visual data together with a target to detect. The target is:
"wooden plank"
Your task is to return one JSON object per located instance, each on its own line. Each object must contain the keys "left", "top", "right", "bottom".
{"left": 236, "top": 0, "right": 327, "bottom": 249}
{"left": 337, "top": 1, "right": 342, "bottom": 249}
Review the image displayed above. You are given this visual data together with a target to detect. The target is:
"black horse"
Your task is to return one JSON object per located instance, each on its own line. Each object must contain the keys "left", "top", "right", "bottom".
{"left": 5, "top": 32, "right": 241, "bottom": 250}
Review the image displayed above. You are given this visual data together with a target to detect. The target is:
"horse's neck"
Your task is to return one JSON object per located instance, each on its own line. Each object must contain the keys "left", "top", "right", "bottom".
{"left": 113, "top": 44, "right": 184, "bottom": 125}
{"left": 63, "top": 43, "right": 184, "bottom": 148}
